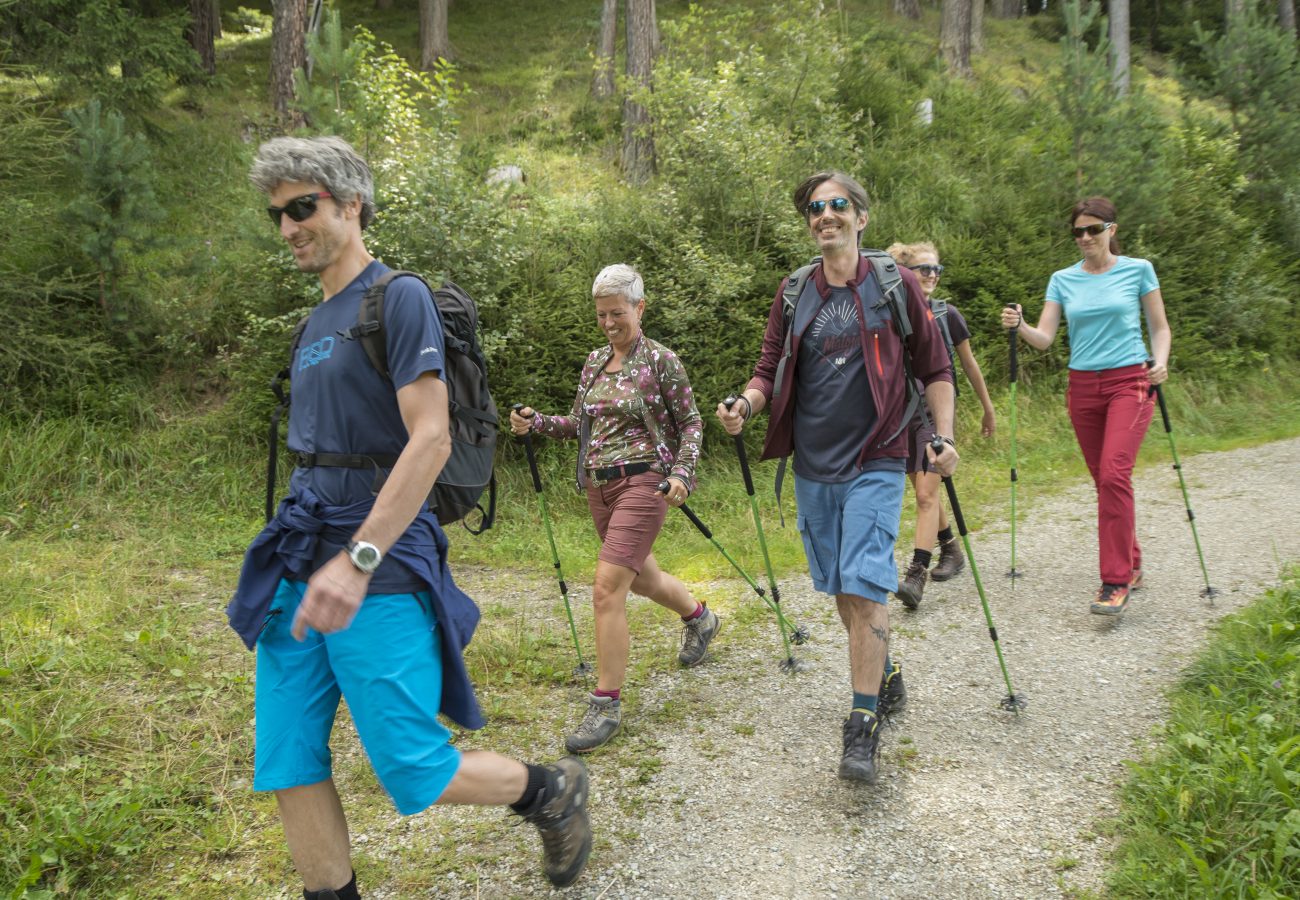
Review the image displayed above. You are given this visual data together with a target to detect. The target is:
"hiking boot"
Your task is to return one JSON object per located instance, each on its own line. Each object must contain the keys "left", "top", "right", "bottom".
{"left": 839, "top": 712, "right": 882, "bottom": 783}
{"left": 565, "top": 694, "right": 621, "bottom": 753}
{"left": 877, "top": 662, "right": 908, "bottom": 721}
{"left": 678, "top": 606, "right": 721, "bottom": 667}
{"left": 930, "top": 538, "right": 966, "bottom": 582}
{"left": 517, "top": 756, "right": 592, "bottom": 888}
{"left": 1090, "top": 583, "right": 1130, "bottom": 616}
{"left": 1129, "top": 569, "right": 1144, "bottom": 591}
{"left": 895, "top": 560, "right": 927, "bottom": 610}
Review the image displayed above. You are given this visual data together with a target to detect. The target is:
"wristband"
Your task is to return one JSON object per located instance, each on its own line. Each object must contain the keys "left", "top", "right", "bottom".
{"left": 739, "top": 395, "right": 753, "bottom": 420}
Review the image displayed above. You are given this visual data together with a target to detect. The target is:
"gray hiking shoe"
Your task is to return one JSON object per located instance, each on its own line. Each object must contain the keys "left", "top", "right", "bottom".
{"left": 678, "top": 606, "right": 721, "bottom": 667}
{"left": 930, "top": 538, "right": 966, "bottom": 582}
{"left": 565, "top": 694, "right": 622, "bottom": 753}
{"left": 839, "top": 712, "right": 882, "bottom": 783}
{"left": 518, "top": 756, "right": 592, "bottom": 888}
{"left": 877, "top": 661, "right": 908, "bottom": 720}
{"left": 896, "top": 560, "right": 928, "bottom": 610}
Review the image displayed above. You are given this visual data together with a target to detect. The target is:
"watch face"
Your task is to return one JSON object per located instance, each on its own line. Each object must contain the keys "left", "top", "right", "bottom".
{"left": 351, "top": 542, "right": 381, "bottom": 572}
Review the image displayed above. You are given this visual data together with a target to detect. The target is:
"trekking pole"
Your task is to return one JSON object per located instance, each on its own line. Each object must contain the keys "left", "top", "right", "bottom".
{"left": 724, "top": 397, "right": 811, "bottom": 644}
{"left": 1006, "top": 322, "right": 1022, "bottom": 580}
{"left": 656, "top": 481, "right": 807, "bottom": 673}
{"left": 929, "top": 435, "right": 1026, "bottom": 712}
{"left": 513, "top": 405, "right": 591, "bottom": 675}
{"left": 1144, "top": 362, "right": 1218, "bottom": 601}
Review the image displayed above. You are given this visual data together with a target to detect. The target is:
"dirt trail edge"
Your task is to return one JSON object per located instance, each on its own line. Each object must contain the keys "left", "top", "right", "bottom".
{"left": 402, "top": 436, "right": 1299, "bottom": 900}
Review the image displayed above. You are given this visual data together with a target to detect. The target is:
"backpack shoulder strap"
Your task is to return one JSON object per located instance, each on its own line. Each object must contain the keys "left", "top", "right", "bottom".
{"left": 861, "top": 248, "right": 910, "bottom": 339}
{"left": 350, "top": 269, "right": 434, "bottom": 382}
{"left": 266, "top": 313, "right": 311, "bottom": 523}
{"left": 781, "top": 262, "right": 818, "bottom": 328}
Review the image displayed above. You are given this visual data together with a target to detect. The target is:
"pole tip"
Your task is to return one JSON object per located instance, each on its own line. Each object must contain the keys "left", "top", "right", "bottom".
{"left": 999, "top": 694, "right": 1028, "bottom": 712}
{"left": 1006, "top": 569, "right": 1023, "bottom": 579}
{"left": 790, "top": 625, "right": 811, "bottom": 645}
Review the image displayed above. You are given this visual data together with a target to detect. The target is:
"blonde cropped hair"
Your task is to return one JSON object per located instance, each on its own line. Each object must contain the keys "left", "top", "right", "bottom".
{"left": 591, "top": 264, "right": 645, "bottom": 303}
{"left": 886, "top": 241, "right": 940, "bottom": 267}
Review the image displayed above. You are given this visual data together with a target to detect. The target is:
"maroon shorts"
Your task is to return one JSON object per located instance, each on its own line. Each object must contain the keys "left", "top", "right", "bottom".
{"left": 587, "top": 470, "right": 668, "bottom": 573}
{"left": 906, "top": 417, "right": 938, "bottom": 475}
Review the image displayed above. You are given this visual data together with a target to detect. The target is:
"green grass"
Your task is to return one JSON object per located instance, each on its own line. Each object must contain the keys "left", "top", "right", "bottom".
{"left": 1107, "top": 572, "right": 1300, "bottom": 898}
{"left": 2, "top": 364, "right": 1298, "bottom": 895}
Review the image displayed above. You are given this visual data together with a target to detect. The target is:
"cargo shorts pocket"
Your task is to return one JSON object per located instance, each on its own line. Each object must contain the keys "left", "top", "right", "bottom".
{"left": 797, "top": 513, "right": 830, "bottom": 586}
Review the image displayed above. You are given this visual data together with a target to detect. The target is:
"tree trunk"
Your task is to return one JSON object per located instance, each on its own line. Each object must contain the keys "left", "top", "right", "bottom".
{"left": 376, "top": 0, "right": 392, "bottom": 8}
{"left": 593, "top": 0, "right": 617, "bottom": 99}
{"left": 940, "top": 0, "right": 973, "bottom": 77}
{"left": 971, "top": 0, "right": 985, "bottom": 53}
{"left": 992, "top": 0, "right": 1021, "bottom": 18}
{"left": 271, "top": 0, "right": 307, "bottom": 125}
{"left": 621, "top": 0, "right": 657, "bottom": 184}
{"left": 420, "top": 0, "right": 452, "bottom": 69}
{"left": 1225, "top": 0, "right": 1247, "bottom": 23}
{"left": 211, "top": 0, "right": 222, "bottom": 38}
{"left": 189, "top": 0, "right": 217, "bottom": 74}
{"left": 1279, "top": 0, "right": 1296, "bottom": 33}
{"left": 1110, "top": 0, "right": 1130, "bottom": 95}
{"left": 894, "top": 0, "right": 922, "bottom": 20}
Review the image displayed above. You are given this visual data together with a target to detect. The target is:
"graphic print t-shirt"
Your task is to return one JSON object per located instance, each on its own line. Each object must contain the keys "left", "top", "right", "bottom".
{"left": 286, "top": 261, "right": 446, "bottom": 590}
{"left": 792, "top": 286, "right": 878, "bottom": 482}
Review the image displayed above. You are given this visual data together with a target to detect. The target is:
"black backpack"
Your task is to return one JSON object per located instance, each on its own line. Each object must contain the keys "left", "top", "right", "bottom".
{"left": 928, "top": 297, "right": 958, "bottom": 399}
{"left": 266, "top": 270, "right": 498, "bottom": 534}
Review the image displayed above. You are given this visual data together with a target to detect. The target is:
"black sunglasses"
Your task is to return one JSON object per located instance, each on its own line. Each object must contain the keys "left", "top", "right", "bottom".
{"left": 908, "top": 264, "right": 944, "bottom": 277}
{"left": 806, "top": 197, "right": 851, "bottom": 216}
{"left": 267, "top": 191, "right": 332, "bottom": 226}
{"left": 1070, "top": 221, "right": 1113, "bottom": 238}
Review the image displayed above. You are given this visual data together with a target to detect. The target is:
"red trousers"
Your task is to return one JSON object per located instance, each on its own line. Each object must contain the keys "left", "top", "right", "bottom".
{"left": 1067, "top": 364, "right": 1154, "bottom": 585}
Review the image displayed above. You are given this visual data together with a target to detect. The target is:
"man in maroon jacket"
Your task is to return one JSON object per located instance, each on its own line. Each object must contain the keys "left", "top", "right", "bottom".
{"left": 717, "top": 171, "right": 958, "bottom": 785}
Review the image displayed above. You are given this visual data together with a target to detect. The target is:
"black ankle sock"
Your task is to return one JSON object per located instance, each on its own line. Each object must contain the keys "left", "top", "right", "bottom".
{"left": 509, "top": 763, "right": 551, "bottom": 813}
{"left": 304, "top": 871, "right": 359, "bottom": 900}
{"left": 911, "top": 548, "right": 933, "bottom": 569}
{"left": 938, "top": 527, "right": 954, "bottom": 544}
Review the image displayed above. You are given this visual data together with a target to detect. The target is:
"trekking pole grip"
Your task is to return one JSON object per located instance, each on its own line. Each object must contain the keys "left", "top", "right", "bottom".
{"left": 1144, "top": 359, "right": 1172, "bottom": 433}
{"left": 724, "top": 396, "right": 756, "bottom": 496}
{"left": 659, "top": 480, "right": 711, "bottom": 537}
{"left": 512, "top": 403, "right": 545, "bottom": 492}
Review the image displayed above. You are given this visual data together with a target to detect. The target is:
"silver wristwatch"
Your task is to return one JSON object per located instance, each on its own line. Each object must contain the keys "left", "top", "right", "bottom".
{"left": 346, "top": 540, "right": 382, "bottom": 574}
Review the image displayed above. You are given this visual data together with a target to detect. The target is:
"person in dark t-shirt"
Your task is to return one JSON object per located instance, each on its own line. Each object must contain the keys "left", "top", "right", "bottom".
{"left": 716, "top": 171, "right": 958, "bottom": 787}
{"left": 229, "top": 136, "right": 591, "bottom": 897}
{"left": 886, "top": 241, "right": 998, "bottom": 609}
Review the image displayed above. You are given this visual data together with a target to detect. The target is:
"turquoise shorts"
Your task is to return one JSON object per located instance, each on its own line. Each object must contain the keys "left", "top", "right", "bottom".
{"left": 253, "top": 579, "right": 461, "bottom": 815}
{"left": 794, "top": 468, "right": 905, "bottom": 603}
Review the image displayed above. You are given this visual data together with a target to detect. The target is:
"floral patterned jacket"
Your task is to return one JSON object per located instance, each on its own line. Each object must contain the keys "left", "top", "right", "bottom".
{"left": 531, "top": 332, "right": 703, "bottom": 493}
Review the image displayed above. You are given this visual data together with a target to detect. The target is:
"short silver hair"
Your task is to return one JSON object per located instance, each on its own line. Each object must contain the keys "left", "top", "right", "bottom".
{"left": 591, "top": 263, "right": 644, "bottom": 303}
{"left": 249, "top": 136, "right": 376, "bottom": 230}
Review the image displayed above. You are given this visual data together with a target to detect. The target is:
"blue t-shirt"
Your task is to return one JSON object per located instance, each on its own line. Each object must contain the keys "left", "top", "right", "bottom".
{"left": 286, "top": 260, "right": 446, "bottom": 590}
{"left": 1045, "top": 256, "right": 1159, "bottom": 371}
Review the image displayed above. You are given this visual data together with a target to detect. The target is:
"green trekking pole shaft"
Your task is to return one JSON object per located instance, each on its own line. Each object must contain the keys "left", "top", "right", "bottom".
{"left": 514, "top": 405, "right": 590, "bottom": 673}
{"left": 724, "top": 397, "right": 799, "bottom": 651}
{"left": 657, "top": 481, "right": 799, "bottom": 667}
{"left": 1144, "top": 363, "right": 1217, "bottom": 599}
{"left": 1007, "top": 323, "right": 1021, "bottom": 579}
{"left": 930, "top": 436, "right": 1025, "bottom": 711}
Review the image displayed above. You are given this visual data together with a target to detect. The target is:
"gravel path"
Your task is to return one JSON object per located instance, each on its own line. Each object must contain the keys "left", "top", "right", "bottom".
{"left": 367, "top": 437, "right": 1300, "bottom": 899}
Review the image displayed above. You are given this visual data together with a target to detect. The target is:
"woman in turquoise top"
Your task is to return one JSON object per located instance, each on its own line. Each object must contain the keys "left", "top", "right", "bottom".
{"left": 1001, "top": 197, "right": 1171, "bottom": 616}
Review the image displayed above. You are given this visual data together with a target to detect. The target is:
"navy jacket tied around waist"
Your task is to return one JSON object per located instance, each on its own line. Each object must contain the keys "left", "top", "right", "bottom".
{"left": 226, "top": 487, "right": 484, "bottom": 731}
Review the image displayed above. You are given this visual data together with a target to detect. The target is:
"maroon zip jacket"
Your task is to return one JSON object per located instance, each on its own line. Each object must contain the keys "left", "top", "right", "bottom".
{"left": 745, "top": 254, "right": 954, "bottom": 464}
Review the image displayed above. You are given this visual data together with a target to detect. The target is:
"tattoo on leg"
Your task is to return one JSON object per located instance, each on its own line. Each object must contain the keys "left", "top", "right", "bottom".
{"left": 870, "top": 624, "right": 887, "bottom": 643}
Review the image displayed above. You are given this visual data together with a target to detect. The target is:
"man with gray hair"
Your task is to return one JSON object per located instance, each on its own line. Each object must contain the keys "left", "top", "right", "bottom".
{"left": 716, "top": 170, "right": 957, "bottom": 786}
{"left": 228, "top": 136, "right": 591, "bottom": 897}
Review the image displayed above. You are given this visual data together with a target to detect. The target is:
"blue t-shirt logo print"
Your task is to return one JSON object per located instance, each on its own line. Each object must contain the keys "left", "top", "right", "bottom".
{"left": 298, "top": 336, "right": 335, "bottom": 371}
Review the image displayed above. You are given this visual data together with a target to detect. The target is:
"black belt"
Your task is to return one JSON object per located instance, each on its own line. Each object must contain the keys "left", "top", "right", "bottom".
{"left": 587, "top": 461, "right": 653, "bottom": 484}
{"left": 295, "top": 451, "right": 399, "bottom": 469}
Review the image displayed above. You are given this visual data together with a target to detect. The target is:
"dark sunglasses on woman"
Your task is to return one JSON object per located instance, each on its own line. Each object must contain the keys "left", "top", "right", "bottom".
{"left": 805, "top": 197, "right": 851, "bottom": 216}
{"left": 1070, "top": 222, "right": 1113, "bottom": 238}
{"left": 908, "top": 264, "right": 944, "bottom": 277}
{"left": 267, "top": 191, "right": 332, "bottom": 227}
